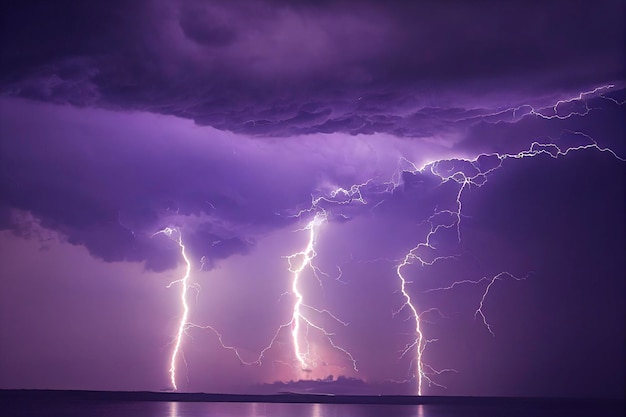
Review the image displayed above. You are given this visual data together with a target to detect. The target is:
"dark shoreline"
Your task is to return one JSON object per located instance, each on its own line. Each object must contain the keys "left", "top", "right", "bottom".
{"left": 0, "top": 389, "right": 623, "bottom": 407}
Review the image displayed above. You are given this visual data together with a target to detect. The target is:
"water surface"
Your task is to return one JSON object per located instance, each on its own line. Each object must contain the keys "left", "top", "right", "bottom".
{"left": 4, "top": 399, "right": 623, "bottom": 417}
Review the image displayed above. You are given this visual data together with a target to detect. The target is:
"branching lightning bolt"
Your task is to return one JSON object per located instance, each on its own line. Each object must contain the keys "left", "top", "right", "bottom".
{"left": 152, "top": 214, "right": 359, "bottom": 386}
{"left": 251, "top": 211, "right": 358, "bottom": 374}
{"left": 457, "top": 84, "right": 626, "bottom": 123}
{"left": 150, "top": 84, "right": 622, "bottom": 394}
{"left": 395, "top": 256, "right": 426, "bottom": 395}
{"left": 287, "top": 211, "right": 357, "bottom": 371}
{"left": 153, "top": 227, "right": 259, "bottom": 390}
{"left": 152, "top": 227, "right": 191, "bottom": 391}
{"left": 386, "top": 85, "right": 625, "bottom": 394}
{"left": 289, "top": 214, "right": 321, "bottom": 370}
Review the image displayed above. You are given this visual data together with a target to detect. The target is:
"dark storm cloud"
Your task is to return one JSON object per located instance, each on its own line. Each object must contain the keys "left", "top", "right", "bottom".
{"left": 1, "top": 0, "right": 623, "bottom": 136}
{"left": 0, "top": 98, "right": 290, "bottom": 271}
{"left": 0, "top": 97, "right": 438, "bottom": 271}
{"left": 177, "top": 3, "right": 239, "bottom": 47}
{"left": 2, "top": 81, "right": 622, "bottom": 273}
{"left": 0, "top": 1, "right": 624, "bottom": 396}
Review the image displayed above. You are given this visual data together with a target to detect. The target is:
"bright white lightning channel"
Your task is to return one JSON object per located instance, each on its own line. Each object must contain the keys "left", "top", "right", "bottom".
{"left": 288, "top": 214, "right": 322, "bottom": 370}
{"left": 282, "top": 210, "right": 359, "bottom": 372}
{"left": 152, "top": 227, "right": 191, "bottom": 391}
{"left": 152, "top": 216, "right": 357, "bottom": 387}
{"left": 287, "top": 211, "right": 354, "bottom": 371}
{"left": 252, "top": 210, "right": 358, "bottom": 374}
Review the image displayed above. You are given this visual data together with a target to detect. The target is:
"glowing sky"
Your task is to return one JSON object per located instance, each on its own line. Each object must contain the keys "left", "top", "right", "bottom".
{"left": 0, "top": 0, "right": 624, "bottom": 398}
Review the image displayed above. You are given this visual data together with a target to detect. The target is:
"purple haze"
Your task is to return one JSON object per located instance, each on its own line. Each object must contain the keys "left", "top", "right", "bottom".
{"left": 0, "top": 0, "right": 624, "bottom": 398}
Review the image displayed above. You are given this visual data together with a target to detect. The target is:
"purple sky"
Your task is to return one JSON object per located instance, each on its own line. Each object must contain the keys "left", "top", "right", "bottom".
{"left": 0, "top": 0, "right": 624, "bottom": 398}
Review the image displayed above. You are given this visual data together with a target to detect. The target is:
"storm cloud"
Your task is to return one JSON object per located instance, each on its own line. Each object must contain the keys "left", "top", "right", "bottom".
{"left": 2, "top": 0, "right": 623, "bottom": 136}
{"left": 0, "top": 0, "right": 624, "bottom": 398}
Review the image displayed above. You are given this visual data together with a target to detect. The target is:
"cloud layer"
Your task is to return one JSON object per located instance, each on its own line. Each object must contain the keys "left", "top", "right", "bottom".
{"left": 2, "top": 0, "right": 624, "bottom": 136}
{"left": 0, "top": 0, "right": 624, "bottom": 397}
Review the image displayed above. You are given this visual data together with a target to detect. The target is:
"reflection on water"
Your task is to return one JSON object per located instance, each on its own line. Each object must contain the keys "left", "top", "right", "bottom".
{"left": 4, "top": 399, "right": 623, "bottom": 417}
{"left": 5, "top": 400, "right": 446, "bottom": 417}
{"left": 165, "top": 402, "right": 430, "bottom": 417}
{"left": 161, "top": 401, "right": 624, "bottom": 417}
{"left": 168, "top": 401, "right": 178, "bottom": 417}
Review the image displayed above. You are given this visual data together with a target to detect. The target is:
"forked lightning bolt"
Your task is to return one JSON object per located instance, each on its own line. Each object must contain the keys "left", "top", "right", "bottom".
{"left": 251, "top": 211, "right": 358, "bottom": 374}
{"left": 289, "top": 213, "right": 323, "bottom": 370}
{"left": 152, "top": 227, "right": 191, "bottom": 391}
{"left": 286, "top": 211, "right": 357, "bottom": 371}
{"left": 153, "top": 217, "right": 358, "bottom": 387}
{"left": 388, "top": 85, "right": 624, "bottom": 394}
{"left": 152, "top": 227, "right": 254, "bottom": 390}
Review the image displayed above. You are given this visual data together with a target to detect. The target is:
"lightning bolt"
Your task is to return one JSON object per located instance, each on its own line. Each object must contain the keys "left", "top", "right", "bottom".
{"left": 151, "top": 213, "right": 358, "bottom": 387}
{"left": 388, "top": 85, "right": 624, "bottom": 394}
{"left": 395, "top": 256, "right": 426, "bottom": 395}
{"left": 152, "top": 227, "right": 191, "bottom": 391}
{"left": 289, "top": 213, "right": 323, "bottom": 370}
{"left": 152, "top": 226, "right": 256, "bottom": 390}
{"left": 246, "top": 210, "right": 358, "bottom": 376}
{"left": 319, "top": 84, "right": 624, "bottom": 395}
{"left": 151, "top": 84, "right": 622, "bottom": 394}
{"left": 286, "top": 211, "right": 357, "bottom": 371}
